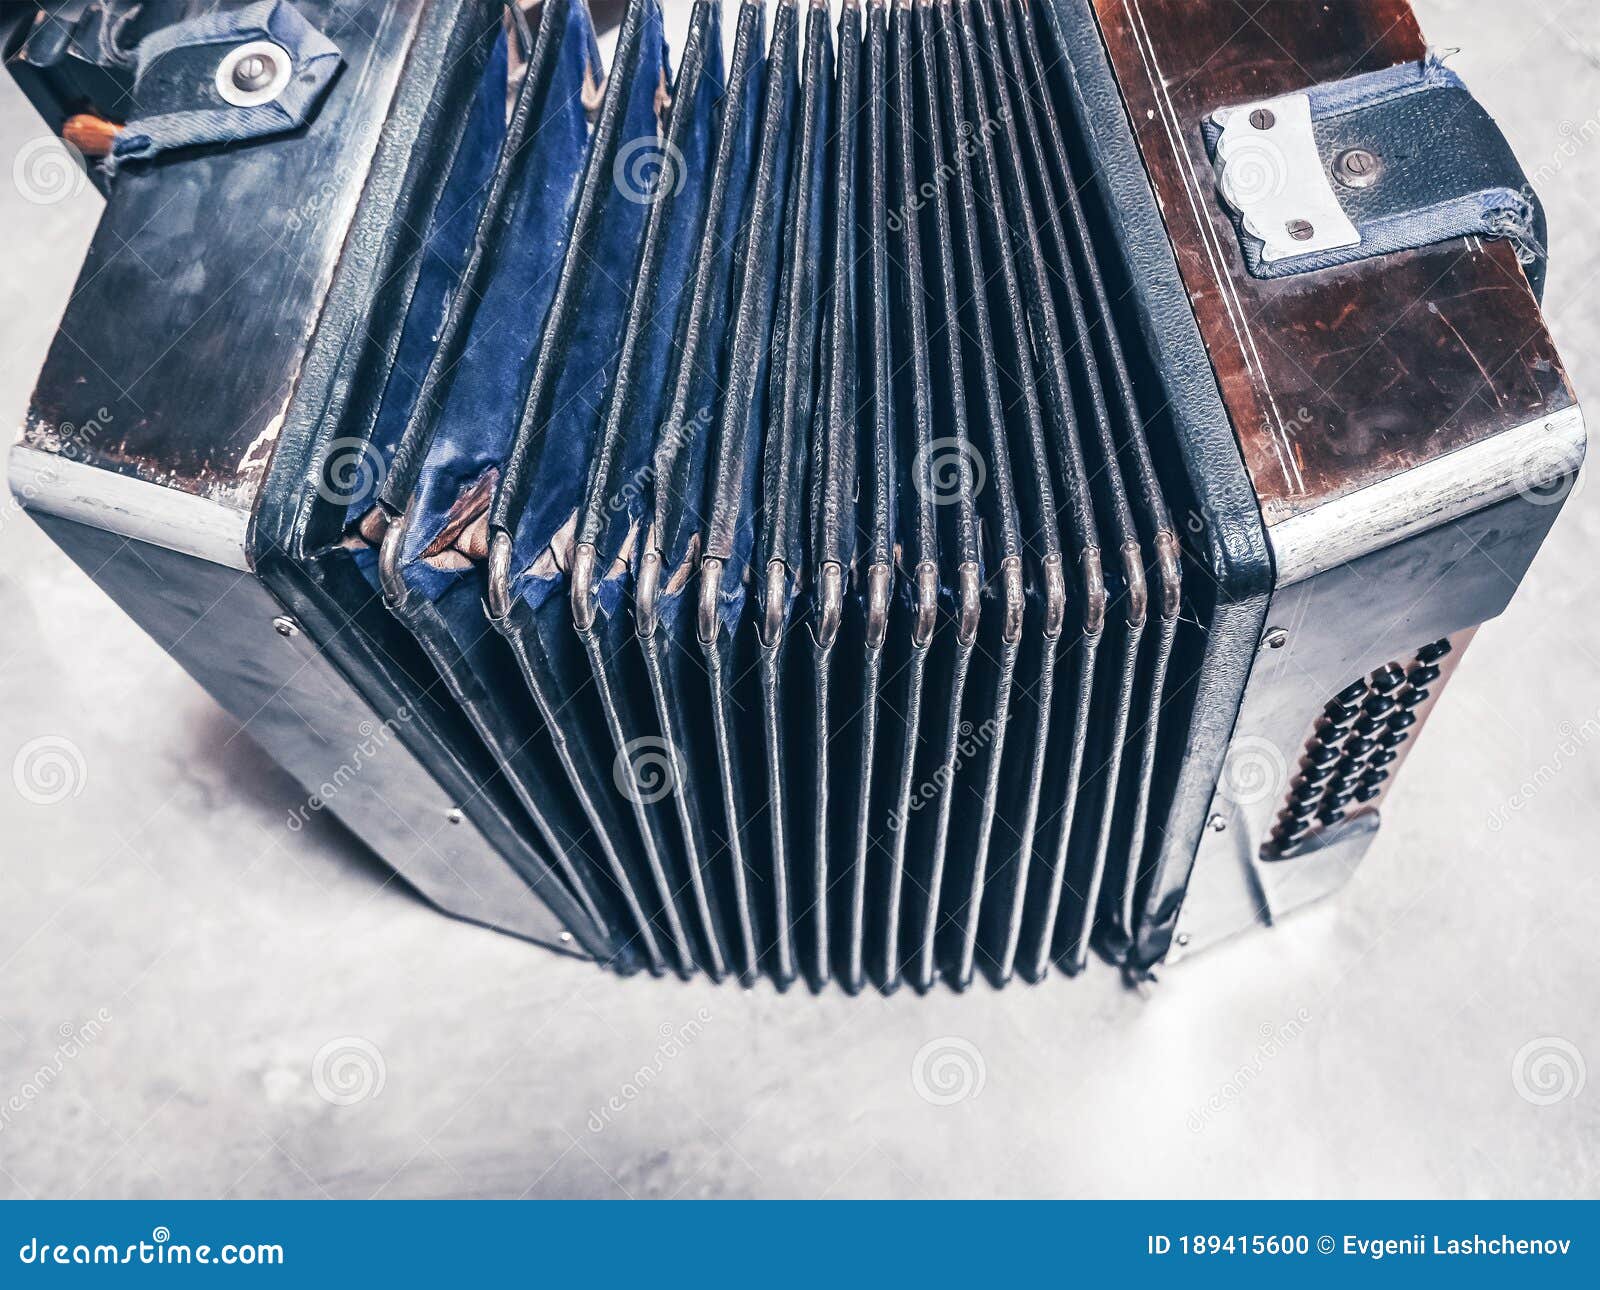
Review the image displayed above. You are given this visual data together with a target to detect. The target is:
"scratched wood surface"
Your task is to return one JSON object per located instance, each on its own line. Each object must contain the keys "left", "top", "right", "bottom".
{"left": 1090, "top": 0, "right": 1574, "bottom": 525}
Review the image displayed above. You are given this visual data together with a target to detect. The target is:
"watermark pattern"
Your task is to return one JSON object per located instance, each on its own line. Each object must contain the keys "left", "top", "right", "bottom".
{"left": 318, "top": 437, "right": 388, "bottom": 508}
{"left": 1511, "top": 1036, "right": 1585, "bottom": 1107}
{"left": 586, "top": 1008, "right": 713, "bottom": 1133}
{"left": 910, "top": 1036, "right": 986, "bottom": 1107}
{"left": 886, "top": 112, "right": 1007, "bottom": 232}
{"left": 1512, "top": 431, "right": 1584, "bottom": 507}
{"left": 612, "top": 735, "right": 677, "bottom": 805}
{"left": 1187, "top": 1008, "right": 1312, "bottom": 1133}
{"left": 1216, "top": 734, "right": 1288, "bottom": 809}
{"left": 286, "top": 711, "right": 410, "bottom": 832}
{"left": 0, "top": 1010, "right": 112, "bottom": 1135}
{"left": 1486, "top": 708, "right": 1600, "bottom": 832}
{"left": 912, "top": 436, "right": 987, "bottom": 507}
{"left": 614, "top": 135, "right": 686, "bottom": 205}
{"left": 887, "top": 718, "right": 998, "bottom": 833}
{"left": 311, "top": 1037, "right": 387, "bottom": 1106}
{"left": 12, "top": 135, "right": 88, "bottom": 206}
{"left": 608, "top": 406, "right": 712, "bottom": 519}
{"left": 1217, "top": 133, "right": 1288, "bottom": 210}
{"left": 11, "top": 735, "right": 88, "bottom": 806}
{"left": 18, "top": 1228, "right": 283, "bottom": 1267}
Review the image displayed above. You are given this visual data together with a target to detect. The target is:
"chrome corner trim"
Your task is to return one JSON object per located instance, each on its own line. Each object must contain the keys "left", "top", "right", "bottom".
{"left": 7, "top": 444, "right": 251, "bottom": 571}
{"left": 1269, "top": 404, "right": 1587, "bottom": 588}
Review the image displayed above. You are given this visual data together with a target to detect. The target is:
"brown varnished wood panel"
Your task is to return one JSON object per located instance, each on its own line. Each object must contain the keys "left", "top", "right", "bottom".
{"left": 1089, "top": 0, "right": 1573, "bottom": 525}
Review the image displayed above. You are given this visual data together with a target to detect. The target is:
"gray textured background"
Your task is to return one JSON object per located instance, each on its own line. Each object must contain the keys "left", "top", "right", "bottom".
{"left": 1, "top": 0, "right": 1597, "bottom": 1199}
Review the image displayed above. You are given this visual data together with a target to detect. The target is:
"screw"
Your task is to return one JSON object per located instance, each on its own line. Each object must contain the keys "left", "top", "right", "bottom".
{"left": 1286, "top": 218, "right": 1316, "bottom": 242}
{"left": 1334, "top": 147, "right": 1381, "bottom": 189}
{"left": 1248, "top": 108, "right": 1276, "bottom": 131}
{"left": 446, "top": 808, "right": 463, "bottom": 825}
{"left": 272, "top": 615, "right": 300, "bottom": 638}
{"left": 1176, "top": 933, "right": 1192, "bottom": 948}
{"left": 1264, "top": 626, "right": 1289, "bottom": 650}
{"left": 232, "top": 52, "right": 276, "bottom": 93}
{"left": 1207, "top": 813, "right": 1227, "bottom": 833}
{"left": 559, "top": 932, "right": 574, "bottom": 945}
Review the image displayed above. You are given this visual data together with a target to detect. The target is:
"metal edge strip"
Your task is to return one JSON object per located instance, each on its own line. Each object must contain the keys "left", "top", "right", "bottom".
{"left": 1269, "top": 404, "right": 1587, "bottom": 588}
{"left": 8, "top": 444, "right": 251, "bottom": 572}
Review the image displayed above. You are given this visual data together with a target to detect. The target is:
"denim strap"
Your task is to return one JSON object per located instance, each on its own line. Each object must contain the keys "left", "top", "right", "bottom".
{"left": 1205, "top": 53, "right": 1546, "bottom": 296}
{"left": 113, "top": 1, "right": 342, "bottom": 165}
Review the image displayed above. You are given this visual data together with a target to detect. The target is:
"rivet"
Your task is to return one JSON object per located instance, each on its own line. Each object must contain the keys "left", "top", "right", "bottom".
{"left": 1264, "top": 626, "right": 1289, "bottom": 650}
{"left": 559, "top": 932, "right": 574, "bottom": 945}
{"left": 272, "top": 615, "right": 300, "bottom": 638}
{"left": 1207, "top": 813, "right": 1227, "bottom": 833}
{"left": 1176, "top": 933, "right": 1192, "bottom": 948}
{"left": 1286, "top": 218, "right": 1316, "bottom": 242}
{"left": 232, "top": 52, "right": 276, "bottom": 93}
{"left": 446, "top": 808, "right": 463, "bottom": 825}
{"left": 1249, "top": 108, "right": 1276, "bottom": 131}
{"left": 1334, "top": 147, "right": 1382, "bottom": 189}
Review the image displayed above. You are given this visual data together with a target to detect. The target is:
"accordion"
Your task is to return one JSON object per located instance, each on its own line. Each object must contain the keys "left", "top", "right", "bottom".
{"left": 8, "top": 0, "right": 1583, "bottom": 992}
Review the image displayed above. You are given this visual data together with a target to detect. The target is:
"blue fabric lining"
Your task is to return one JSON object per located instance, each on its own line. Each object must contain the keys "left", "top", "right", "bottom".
{"left": 351, "top": 32, "right": 508, "bottom": 527}
{"left": 656, "top": 25, "right": 767, "bottom": 583}
{"left": 508, "top": 1, "right": 670, "bottom": 614}
{"left": 705, "top": 17, "right": 799, "bottom": 638}
{"left": 591, "top": 12, "right": 723, "bottom": 622}
{"left": 397, "top": 1, "right": 598, "bottom": 601}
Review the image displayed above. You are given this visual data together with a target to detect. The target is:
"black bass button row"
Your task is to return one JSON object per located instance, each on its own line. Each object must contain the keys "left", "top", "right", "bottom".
{"left": 1267, "top": 637, "right": 1458, "bottom": 859}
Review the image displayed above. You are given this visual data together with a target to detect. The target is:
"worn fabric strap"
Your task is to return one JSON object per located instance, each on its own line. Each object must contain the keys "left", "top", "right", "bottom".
{"left": 114, "top": 0, "right": 342, "bottom": 164}
{"left": 1205, "top": 53, "right": 1546, "bottom": 294}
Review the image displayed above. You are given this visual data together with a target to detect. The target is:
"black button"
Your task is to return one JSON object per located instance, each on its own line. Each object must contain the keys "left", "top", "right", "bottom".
{"left": 1371, "top": 666, "right": 1406, "bottom": 693}
{"left": 1290, "top": 798, "right": 1321, "bottom": 822}
{"left": 1379, "top": 729, "right": 1410, "bottom": 750}
{"left": 1417, "top": 639, "right": 1453, "bottom": 664}
{"left": 1334, "top": 756, "right": 1366, "bottom": 780}
{"left": 1309, "top": 743, "right": 1343, "bottom": 769}
{"left": 1319, "top": 806, "right": 1347, "bottom": 826}
{"left": 1369, "top": 748, "right": 1398, "bottom": 768}
{"left": 1354, "top": 714, "right": 1385, "bottom": 738}
{"left": 1354, "top": 782, "right": 1383, "bottom": 803}
{"left": 1343, "top": 737, "right": 1377, "bottom": 760}
{"left": 1363, "top": 694, "right": 1398, "bottom": 719}
{"left": 1361, "top": 767, "right": 1390, "bottom": 787}
{"left": 1399, "top": 686, "right": 1430, "bottom": 709}
{"left": 1408, "top": 664, "right": 1441, "bottom": 687}
{"left": 1325, "top": 786, "right": 1356, "bottom": 809}
{"left": 1302, "top": 761, "right": 1338, "bottom": 787}
{"left": 1335, "top": 679, "right": 1369, "bottom": 706}
{"left": 1389, "top": 709, "right": 1419, "bottom": 733}
{"left": 1321, "top": 711, "right": 1357, "bottom": 736}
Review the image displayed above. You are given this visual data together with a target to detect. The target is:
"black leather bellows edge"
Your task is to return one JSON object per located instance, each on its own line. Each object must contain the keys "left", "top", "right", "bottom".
{"left": 273, "top": 0, "right": 1273, "bottom": 991}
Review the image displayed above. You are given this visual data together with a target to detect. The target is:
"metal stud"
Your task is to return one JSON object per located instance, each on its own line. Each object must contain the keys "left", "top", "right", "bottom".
{"left": 272, "top": 615, "right": 300, "bottom": 638}
{"left": 1334, "top": 147, "right": 1382, "bottom": 189}
{"left": 232, "top": 52, "right": 276, "bottom": 93}
{"left": 1249, "top": 108, "right": 1276, "bottom": 131}
{"left": 1287, "top": 218, "right": 1316, "bottom": 242}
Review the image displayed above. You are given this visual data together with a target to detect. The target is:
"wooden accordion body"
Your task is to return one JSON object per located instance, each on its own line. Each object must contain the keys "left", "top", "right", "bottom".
{"left": 7, "top": 0, "right": 1584, "bottom": 990}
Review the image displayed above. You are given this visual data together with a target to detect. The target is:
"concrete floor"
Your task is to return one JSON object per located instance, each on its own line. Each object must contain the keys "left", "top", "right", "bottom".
{"left": 2, "top": 0, "right": 1598, "bottom": 1199}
